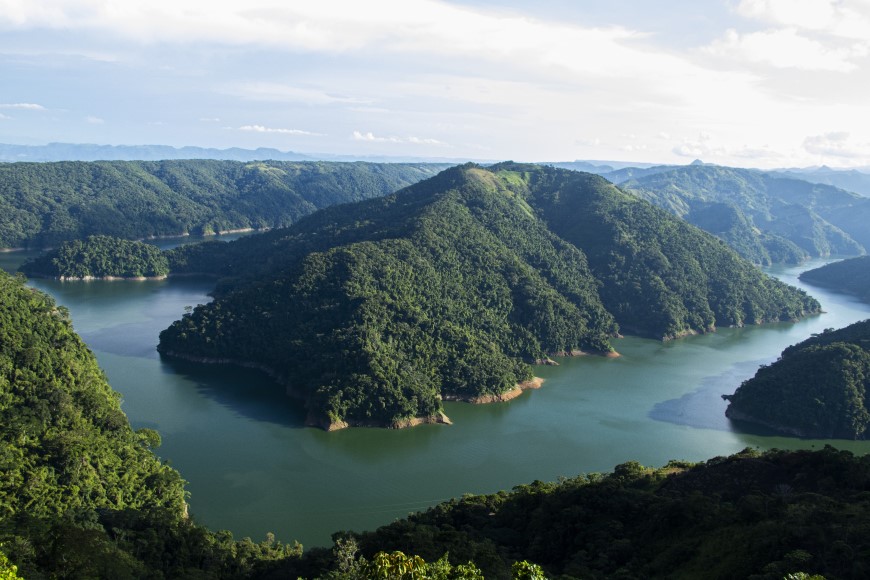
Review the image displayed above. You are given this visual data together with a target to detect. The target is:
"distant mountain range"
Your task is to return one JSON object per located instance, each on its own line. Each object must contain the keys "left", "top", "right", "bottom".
{"left": 0, "top": 142, "right": 484, "bottom": 164}
{"left": 615, "top": 164, "right": 870, "bottom": 266}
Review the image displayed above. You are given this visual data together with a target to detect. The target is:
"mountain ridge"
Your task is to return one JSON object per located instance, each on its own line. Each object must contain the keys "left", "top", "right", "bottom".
{"left": 158, "top": 163, "right": 819, "bottom": 429}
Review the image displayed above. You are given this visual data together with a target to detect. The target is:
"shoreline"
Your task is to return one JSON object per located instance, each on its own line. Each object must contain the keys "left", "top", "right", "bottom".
{"left": 158, "top": 350, "right": 553, "bottom": 430}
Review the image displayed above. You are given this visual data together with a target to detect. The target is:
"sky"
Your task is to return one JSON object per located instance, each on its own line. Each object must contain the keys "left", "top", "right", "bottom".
{"left": 1, "top": 0, "right": 870, "bottom": 168}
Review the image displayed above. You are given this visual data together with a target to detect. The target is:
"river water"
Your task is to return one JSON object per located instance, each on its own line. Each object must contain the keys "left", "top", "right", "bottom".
{"left": 3, "top": 246, "right": 869, "bottom": 549}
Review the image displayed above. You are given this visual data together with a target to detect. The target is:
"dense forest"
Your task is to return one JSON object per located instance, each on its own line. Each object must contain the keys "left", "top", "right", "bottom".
{"left": 620, "top": 165, "right": 870, "bottom": 266}
{"left": 0, "top": 270, "right": 300, "bottom": 578}
{"left": 799, "top": 256, "right": 870, "bottom": 303}
{"left": 159, "top": 163, "right": 819, "bottom": 429}
{"left": 0, "top": 268, "right": 859, "bottom": 578}
{"left": 19, "top": 235, "right": 169, "bottom": 279}
{"left": 273, "top": 446, "right": 867, "bottom": 580}
{"left": 724, "top": 319, "right": 870, "bottom": 439}
{"left": 0, "top": 160, "right": 450, "bottom": 248}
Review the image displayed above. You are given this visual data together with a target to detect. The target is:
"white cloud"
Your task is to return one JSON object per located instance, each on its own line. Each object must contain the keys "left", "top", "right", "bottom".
{"left": 804, "top": 131, "right": 870, "bottom": 158}
{"left": 704, "top": 27, "right": 868, "bottom": 72}
{"left": 0, "top": 112, "right": 10, "bottom": 120}
{"left": 226, "top": 82, "right": 369, "bottom": 105}
{"left": 85, "top": 115, "right": 104, "bottom": 124}
{"left": 239, "top": 124, "right": 323, "bottom": 136}
{"left": 0, "top": 102, "right": 45, "bottom": 109}
{"left": 352, "top": 130, "right": 446, "bottom": 146}
{"left": 736, "top": 0, "right": 870, "bottom": 39}
{"left": 199, "top": 117, "right": 221, "bottom": 123}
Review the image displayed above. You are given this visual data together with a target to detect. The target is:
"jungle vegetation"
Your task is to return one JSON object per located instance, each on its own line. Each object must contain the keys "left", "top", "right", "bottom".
{"left": 799, "top": 256, "right": 870, "bottom": 303}
{"left": 724, "top": 319, "right": 870, "bottom": 439}
{"left": 19, "top": 235, "right": 169, "bottom": 279}
{"left": 620, "top": 164, "right": 870, "bottom": 266}
{"left": 0, "top": 270, "right": 300, "bottom": 578}
{"left": 0, "top": 160, "right": 450, "bottom": 248}
{"left": 159, "top": 163, "right": 819, "bottom": 428}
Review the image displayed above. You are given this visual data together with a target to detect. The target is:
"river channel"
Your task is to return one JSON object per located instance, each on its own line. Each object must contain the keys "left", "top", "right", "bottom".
{"left": 3, "top": 245, "right": 869, "bottom": 549}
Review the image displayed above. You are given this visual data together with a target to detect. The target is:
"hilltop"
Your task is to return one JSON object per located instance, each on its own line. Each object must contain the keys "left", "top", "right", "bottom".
{"left": 158, "top": 163, "right": 819, "bottom": 429}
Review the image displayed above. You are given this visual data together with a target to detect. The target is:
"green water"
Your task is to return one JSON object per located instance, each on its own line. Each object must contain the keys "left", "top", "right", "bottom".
{"left": 4, "top": 249, "right": 870, "bottom": 549}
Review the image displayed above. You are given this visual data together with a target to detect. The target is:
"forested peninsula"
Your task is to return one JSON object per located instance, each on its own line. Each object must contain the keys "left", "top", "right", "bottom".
{"left": 158, "top": 163, "right": 820, "bottom": 430}
{"left": 725, "top": 319, "right": 870, "bottom": 439}
{"left": 19, "top": 235, "right": 169, "bottom": 279}
{"left": 799, "top": 256, "right": 870, "bottom": 303}
{"left": 620, "top": 164, "right": 870, "bottom": 266}
{"left": 0, "top": 160, "right": 450, "bottom": 248}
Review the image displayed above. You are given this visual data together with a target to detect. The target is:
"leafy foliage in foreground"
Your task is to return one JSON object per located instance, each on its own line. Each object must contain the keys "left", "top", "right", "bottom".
{"left": 0, "top": 270, "right": 298, "bottom": 578}
{"left": 0, "top": 160, "right": 449, "bottom": 248}
{"left": 159, "top": 163, "right": 819, "bottom": 428}
{"left": 620, "top": 165, "right": 870, "bottom": 265}
{"left": 19, "top": 235, "right": 169, "bottom": 278}
{"left": 799, "top": 256, "right": 870, "bottom": 303}
{"left": 725, "top": 319, "right": 870, "bottom": 439}
{"left": 275, "top": 447, "right": 867, "bottom": 580}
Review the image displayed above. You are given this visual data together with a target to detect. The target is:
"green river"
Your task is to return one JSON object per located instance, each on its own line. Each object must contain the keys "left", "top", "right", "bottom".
{"left": 3, "top": 244, "right": 869, "bottom": 549}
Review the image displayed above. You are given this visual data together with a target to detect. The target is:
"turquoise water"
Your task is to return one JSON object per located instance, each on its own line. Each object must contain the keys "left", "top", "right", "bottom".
{"left": 4, "top": 249, "right": 869, "bottom": 549}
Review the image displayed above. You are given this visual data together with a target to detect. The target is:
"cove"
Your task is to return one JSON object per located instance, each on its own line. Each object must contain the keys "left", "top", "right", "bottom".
{"left": 3, "top": 247, "right": 870, "bottom": 549}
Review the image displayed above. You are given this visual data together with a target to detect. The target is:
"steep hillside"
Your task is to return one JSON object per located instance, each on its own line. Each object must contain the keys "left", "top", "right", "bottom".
{"left": 621, "top": 165, "right": 869, "bottom": 265}
{"left": 800, "top": 256, "right": 870, "bottom": 302}
{"left": 159, "top": 163, "right": 818, "bottom": 429}
{"left": 0, "top": 160, "right": 450, "bottom": 248}
{"left": 725, "top": 319, "right": 870, "bottom": 439}
{"left": 273, "top": 447, "right": 870, "bottom": 580}
{"left": 0, "top": 270, "right": 299, "bottom": 577}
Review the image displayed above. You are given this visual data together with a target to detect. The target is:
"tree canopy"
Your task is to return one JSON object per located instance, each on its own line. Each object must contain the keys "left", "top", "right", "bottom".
{"left": 621, "top": 164, "right": 870, "bottom": 265}
{"left": 159, "top": 163, "right": 819, "bottom": 428}
{"left": 725, "top": 319, "right": 870, "bottom": 438}
{"left": 0, "top": 160, "right": 450, "bottom": 248}
{"left": 19, "top": 235, "right": 169, "bottom": 279}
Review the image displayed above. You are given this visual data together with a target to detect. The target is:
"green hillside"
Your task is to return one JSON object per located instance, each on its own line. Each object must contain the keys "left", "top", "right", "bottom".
{"left": 0, "top": 270, "right": 299, "bottom": 577}
{"left": 621, "top": 165, "right": 869, "bottom": 265}
{"left": 800, "top": 256, "right": 870, "bottom": 303}
{"left": 0, "top": 160, "right": 450, "bottom": 248}
{"left": 159, "top": 163, "right": 819, "bottom": 429}
{"left": 725, "top": 319, "right": 870, "bottom": 439}
{"left": 272, "top": 447, "right": 870, "bottom": 580}
{"left": 19, "top": 235, "right": 169, "bottom": 279}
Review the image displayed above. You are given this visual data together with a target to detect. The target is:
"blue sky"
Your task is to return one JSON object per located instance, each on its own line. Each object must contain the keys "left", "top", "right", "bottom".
{"left": 2, "top": 0, "right": 869, "bottom": 167}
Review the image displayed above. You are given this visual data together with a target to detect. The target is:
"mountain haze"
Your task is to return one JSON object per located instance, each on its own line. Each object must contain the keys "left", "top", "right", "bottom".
{"left": 621, "top": 165, "right": 870, "bottom": 266}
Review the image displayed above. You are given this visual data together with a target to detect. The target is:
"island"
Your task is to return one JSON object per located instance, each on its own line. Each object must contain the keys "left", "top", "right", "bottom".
{"left": 724, "top": 319, "right": 870, "bottom": 438}
{"left": 19, "top": 235, "right": 170, "bottom": 279}
{"left": 158, "top": 162, "right": 820, "bottom": 430}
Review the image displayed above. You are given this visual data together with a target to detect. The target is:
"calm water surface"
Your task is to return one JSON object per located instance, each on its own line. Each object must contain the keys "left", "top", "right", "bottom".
{"left": 4, "top": 248, "right": 870, "bottom": 548}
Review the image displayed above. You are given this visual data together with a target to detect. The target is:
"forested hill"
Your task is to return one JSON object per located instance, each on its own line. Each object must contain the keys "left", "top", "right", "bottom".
{"left": 159, "top": 163, "right": 819, "bottom": 429}
{"left": 0, "top": 160, "right": 451, "bottom": 248}
{"left": 0, "top": 270, "right": 300, "bottom": 577}
{"left": 19, "top": 235, "right": 169, "bottom": 279}
{"left": 620, "top": 164, "right": 870, "bottom": 266}
{"left": 799, "top": 255, "right": 870, "bottom": 303}
{"left": 273, "top": 447, "right": 870, "bottom": 580}
{"left": 725, "top": 319, "right": 870, "bottom": 439}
